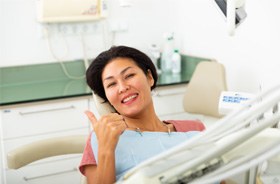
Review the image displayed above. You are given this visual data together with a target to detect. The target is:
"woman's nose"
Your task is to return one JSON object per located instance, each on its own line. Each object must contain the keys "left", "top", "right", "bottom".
{"left": 118, "top": 81, "right": 130, "bottom": 93}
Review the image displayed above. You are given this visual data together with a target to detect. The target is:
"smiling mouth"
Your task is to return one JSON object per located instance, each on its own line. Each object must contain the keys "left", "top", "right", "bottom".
{"left": 122, "top": 94, "right": 138, "bottom": 103}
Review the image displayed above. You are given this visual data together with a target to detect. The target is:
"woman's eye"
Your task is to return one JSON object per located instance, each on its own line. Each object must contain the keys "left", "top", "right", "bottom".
{"left": 106, "top": 82, "right": 116, "bottom": 88}
{"left": 125, "top": 73, "right": 135, "bottom": 79}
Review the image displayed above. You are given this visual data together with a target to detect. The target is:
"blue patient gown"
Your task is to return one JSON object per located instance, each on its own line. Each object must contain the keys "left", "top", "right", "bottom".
{"left": 91, "top": 130, "right": 199, "bottom": 180}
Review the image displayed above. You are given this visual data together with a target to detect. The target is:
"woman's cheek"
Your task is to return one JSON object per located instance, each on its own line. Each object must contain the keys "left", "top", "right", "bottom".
{"left": 106, "top": 90, "right": 118, "bottom": 105}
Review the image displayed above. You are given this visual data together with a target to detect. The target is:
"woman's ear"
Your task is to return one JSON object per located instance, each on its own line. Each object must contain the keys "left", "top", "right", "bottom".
{"left": 147, "top": 69, "right": 154, "bottom": 87}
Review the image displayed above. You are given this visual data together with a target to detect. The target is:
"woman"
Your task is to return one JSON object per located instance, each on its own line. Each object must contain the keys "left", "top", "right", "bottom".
{"left": 79, "top": 46, "right": 205, "bottom": 184}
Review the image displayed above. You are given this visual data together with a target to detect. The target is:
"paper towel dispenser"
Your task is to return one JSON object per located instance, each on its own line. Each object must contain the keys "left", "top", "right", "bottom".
{"left": 37, "top": 0, "right": 107, "bottom": 23}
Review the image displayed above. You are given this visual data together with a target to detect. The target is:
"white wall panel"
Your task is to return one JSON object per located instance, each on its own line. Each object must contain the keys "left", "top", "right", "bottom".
{"left": 1, "top": 0, "right": 280, "bottom": 91}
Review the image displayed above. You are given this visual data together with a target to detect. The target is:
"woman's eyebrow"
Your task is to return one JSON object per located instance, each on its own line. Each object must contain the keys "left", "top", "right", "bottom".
{"left": 103, "top": 66, "right": 133, "bottom": 81}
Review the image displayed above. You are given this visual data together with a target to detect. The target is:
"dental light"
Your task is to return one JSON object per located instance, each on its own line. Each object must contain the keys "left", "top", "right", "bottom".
{"left": 214, "top": 0, "right": 247, "bottom": 36}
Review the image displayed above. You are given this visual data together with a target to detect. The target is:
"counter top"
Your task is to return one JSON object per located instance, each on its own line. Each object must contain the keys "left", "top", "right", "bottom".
{"left": 0, "top": 55, "right": 211, "bottom": 106}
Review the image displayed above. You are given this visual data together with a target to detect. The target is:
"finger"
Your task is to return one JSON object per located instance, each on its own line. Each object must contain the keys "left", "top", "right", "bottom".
{"left": 106, "top": 120, "right": 127, "bottom": 135}
{"left": 84, "top": 110, "right": 97, "bottom": 126}
{"left": 100, "top": 113, "right": 124, "bottom": 123}
{"left": 108, "top": 119, "right": 126, "bottom": 126}
{"left": 107, "top": 113, "right": 124, "bottom": 121}
{"left": 107, "top": 119, "right": 127, "bottom": 131}
{"left": 108, "top": 116, "right": 127, "bottom": 130}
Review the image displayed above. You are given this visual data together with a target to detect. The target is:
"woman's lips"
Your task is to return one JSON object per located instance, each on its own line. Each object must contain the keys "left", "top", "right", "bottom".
{"left": 122, "top": 94, "right": 138, "bottom": 103}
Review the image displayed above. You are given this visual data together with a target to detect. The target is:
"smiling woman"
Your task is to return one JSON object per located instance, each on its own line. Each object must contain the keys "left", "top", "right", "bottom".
{"left": 86, "top": 46, "right": 158, "bottom": 104}
{"left": 79, "top": 46, "right": 206, "bottom": 184}
{"left": 101, "top": 58, "right": 155, "bottom": 117}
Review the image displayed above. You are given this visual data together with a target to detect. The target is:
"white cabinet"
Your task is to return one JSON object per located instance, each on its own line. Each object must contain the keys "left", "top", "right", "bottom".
{"left": 153, "top": 84, "right": 186, "bottom": 119}
{"left": 0, "top": 97, "right": 91, "bottom": 184}
{"left": 0, "top": 130, "right": 4, "bottom": 184}
{"left": 2, "top": 99, "right": 89, "bottom": 139}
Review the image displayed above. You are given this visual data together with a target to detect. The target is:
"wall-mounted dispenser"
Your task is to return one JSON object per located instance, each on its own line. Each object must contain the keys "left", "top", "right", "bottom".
{"left": 37, "top": 0, "right": 107, "bottom": 23}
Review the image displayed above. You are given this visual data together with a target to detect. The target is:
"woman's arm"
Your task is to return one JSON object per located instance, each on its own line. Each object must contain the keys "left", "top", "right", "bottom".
{"left": 84, "top": 165, "right": 98, "bottom": 184}
{"left": 84, "top": 111, "right": 126, "bottom": 184}
{"left": 83, "top": 148, "right": 116, "bottom": 184}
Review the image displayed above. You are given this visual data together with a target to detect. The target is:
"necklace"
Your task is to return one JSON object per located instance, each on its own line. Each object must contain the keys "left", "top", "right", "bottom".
{"left": 124, "top": 121, "right": 171, "bottom": 136}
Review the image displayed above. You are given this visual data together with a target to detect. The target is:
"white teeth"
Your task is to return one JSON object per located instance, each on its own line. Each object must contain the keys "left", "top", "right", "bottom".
{"left": 123, "top": 95, "right": 137, "bottom": 103}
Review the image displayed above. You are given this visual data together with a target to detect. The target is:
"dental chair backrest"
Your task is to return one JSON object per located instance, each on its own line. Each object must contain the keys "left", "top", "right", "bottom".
{"left": 6, "top": 135, "right": 88, "bottom": 184}
{"left": 183, "top": 61, "right": 227, "bottom": 118}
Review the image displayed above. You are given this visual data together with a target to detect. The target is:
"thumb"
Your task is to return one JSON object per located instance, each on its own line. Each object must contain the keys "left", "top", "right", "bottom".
{"left": 84, "top": 110, "right": 97, "bottom": 127}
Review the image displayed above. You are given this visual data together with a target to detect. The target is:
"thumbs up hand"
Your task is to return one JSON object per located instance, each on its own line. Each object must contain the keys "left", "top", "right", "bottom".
{"left": 85, "top": 111, "right": 127, "bottom": 151}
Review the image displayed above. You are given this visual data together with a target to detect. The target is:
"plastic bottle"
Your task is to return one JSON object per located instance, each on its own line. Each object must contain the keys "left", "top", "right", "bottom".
{"left": 148, "top": 44, "right": 161, "bottom": 74}
{"left": 160, "top": 33, "right": 174, "bottom": 73}
{"left": 171, "top": 49, "right": 181, "bottom": 73}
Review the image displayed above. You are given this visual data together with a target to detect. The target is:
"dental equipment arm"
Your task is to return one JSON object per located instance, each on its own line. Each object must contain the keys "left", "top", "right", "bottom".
{"left": 117, "top": 84, "right": 280, "bottom": 184}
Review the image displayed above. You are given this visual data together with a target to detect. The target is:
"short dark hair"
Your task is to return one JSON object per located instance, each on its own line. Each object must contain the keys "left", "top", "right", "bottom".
{"left": 86, "top": 45, "right": 158, "bottom": 102}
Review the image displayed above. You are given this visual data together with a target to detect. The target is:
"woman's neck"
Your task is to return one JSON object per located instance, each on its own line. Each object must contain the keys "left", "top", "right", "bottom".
{"left": 125, "top": 116, "right": 162, "bottom": 131}
{"left": 122, "top": 101, "right": 173, "bottom": 132}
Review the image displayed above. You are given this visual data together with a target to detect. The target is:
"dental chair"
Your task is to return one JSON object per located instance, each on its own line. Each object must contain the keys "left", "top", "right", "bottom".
{"left": 181, "top": 61, "right": 280, "bottom": 184}
{"left": 182, "top": 61, "right": 228, "bottom": 127}
{"left": 5, "top": 95, "right": 116, "bottom": 184}
{"left": 6, "top": 135, "right": 88, "bottom": 184}
{"left": 116, "top": 84, "right": 280, "bottom": 184}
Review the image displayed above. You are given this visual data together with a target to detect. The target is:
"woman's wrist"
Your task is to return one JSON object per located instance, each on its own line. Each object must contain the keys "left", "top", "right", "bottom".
{"left": 98, "top": 148, "right": 115, "bottom": 158}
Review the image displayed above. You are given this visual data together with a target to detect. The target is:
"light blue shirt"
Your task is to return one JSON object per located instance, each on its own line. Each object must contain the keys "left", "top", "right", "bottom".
{"left": 91, "top": 130, "right": 200, "bottom": 180}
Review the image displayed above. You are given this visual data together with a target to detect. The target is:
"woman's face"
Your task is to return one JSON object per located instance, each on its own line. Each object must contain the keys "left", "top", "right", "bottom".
{"left": 102, "top": 57, "right": 154, "bottom": 117}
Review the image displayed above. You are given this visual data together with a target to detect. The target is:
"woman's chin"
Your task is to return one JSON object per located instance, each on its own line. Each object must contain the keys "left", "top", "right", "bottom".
{"left": 121, "top": 110, "right": 141, "bottom": 118}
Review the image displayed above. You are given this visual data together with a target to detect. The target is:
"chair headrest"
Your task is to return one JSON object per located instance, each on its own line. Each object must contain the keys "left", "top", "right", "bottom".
{"left": 92, "top": 93, "right": 116, "bottom": 116}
